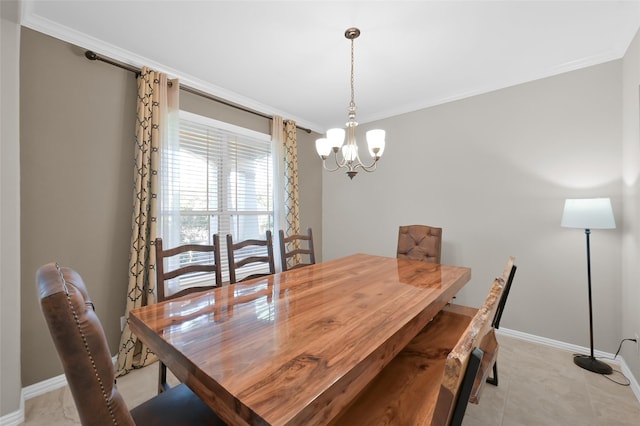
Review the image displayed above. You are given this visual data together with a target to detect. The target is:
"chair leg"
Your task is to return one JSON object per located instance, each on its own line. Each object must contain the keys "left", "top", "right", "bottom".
{"left": 450, "top": 348, "right": 483, "bottom": 426}
{"left": 486, "top": 361, "right": 498, "bottom": 386}
{"left": 158, "top": 361, "right": 170, "bottom": 394}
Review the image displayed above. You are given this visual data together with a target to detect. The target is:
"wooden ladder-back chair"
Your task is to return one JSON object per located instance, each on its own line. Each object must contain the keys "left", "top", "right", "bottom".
{"left": 154, "top": 234, "right": 223, "bottom": 393}
{"left": 36, "top": 262, "right": 225, "bottom": 426}
{"left": 330, "top": 273, "right": 507, "bottom": 425}
{"left": 279, "top": 227, "right": 316, "bottom": 271}
{"left": 226, "top": 230, "right": 276, "bottom": 284}
{"left": 397, "top": 224, "right": 443, "bottom": 264}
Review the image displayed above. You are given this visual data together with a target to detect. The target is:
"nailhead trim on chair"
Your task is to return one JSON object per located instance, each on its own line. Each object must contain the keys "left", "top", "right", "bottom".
{"left": 55, "top": 263, "right": 119, "bottom": 425}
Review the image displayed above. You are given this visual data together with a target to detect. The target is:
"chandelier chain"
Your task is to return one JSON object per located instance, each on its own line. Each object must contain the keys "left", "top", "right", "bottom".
{"left": 350, "top": 37, "right": 356, "bottom": 110}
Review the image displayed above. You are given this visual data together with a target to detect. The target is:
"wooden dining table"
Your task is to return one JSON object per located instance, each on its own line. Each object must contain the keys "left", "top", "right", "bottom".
{"left": 128, "top": 253, "right": 471, "bottom": 426}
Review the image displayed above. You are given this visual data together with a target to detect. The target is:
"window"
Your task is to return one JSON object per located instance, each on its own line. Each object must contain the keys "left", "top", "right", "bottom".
{"left": 160, "top": 111, "right": 274, "bottom": 283}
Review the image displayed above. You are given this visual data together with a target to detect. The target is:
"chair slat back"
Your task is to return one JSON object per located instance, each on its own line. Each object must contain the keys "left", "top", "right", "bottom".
{"left": 155, "top": 235, "right": 223, "bottom": 302}
{"left": 279, "top": 227, "right": 316, "bottom": 271}
{"left": 227, "top": 230, "right": 276, "bottom": 284}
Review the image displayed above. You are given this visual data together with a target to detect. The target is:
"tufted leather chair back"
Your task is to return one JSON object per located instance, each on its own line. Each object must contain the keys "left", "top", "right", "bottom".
{"left": 397, "top": 225, "right": 443, "bottom": 264}
{"left": 36, "top": 262, "right": 135, "bottom": 426}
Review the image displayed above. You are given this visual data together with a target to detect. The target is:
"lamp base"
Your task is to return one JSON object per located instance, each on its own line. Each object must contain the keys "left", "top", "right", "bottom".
{"left": 573, "top": 354, "right": 613, "bottom": 375}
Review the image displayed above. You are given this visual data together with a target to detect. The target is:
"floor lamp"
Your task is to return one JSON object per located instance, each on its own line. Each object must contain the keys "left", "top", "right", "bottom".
{"left": 561, "top": 197, "right": 615, "bottom": 375}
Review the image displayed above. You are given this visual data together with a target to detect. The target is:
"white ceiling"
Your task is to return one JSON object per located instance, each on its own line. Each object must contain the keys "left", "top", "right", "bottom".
{"left": 21, "top": 1, "right": 640, "bottom": 133}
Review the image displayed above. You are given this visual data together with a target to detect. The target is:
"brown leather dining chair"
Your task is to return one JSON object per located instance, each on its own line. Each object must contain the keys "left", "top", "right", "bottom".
{"left": 154, "top": 234, "right": 223, "bottom": 393}
{"left": 226, "top": 230, "right": 276, "bottom": 284}
{"left": 279, "top": 227, "right": 316, "bottom": 271}
{"left": 396, "top": 224, "right": 442, "bottom": 263}
{"left": 36, "top": 262, "right": 225, "bottom": 426}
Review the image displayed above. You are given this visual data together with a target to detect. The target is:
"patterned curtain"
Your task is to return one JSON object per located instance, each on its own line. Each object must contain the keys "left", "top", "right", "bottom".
{"left": 272, "top": 116, "right": 300, "bottom": 268}
{"left": 283, "top": 120, "right": 300, "bottom": 237}
{"left": 116, "top": 67, "right": 179, "bottom": 376}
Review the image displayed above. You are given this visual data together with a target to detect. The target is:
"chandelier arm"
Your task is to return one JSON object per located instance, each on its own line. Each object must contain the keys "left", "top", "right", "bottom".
{"left": 359, "top": 162, "right": 379, "bottom": 172}
{"left": 322, "top": 152, "right": 349, "bottom": 172}
{"left": 334, "top": 152, "right": 349, "bottom": 169}
{"left": 348, "top": 141, "right": 381, "bottom": 171}
{"left": 321, "top": 160, "right": 343, "bottom": 173}
{"left": 350, "top": 157, "right": 380, "bottom": 172}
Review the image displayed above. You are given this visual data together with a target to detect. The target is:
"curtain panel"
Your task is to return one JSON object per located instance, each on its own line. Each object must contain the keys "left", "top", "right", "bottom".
{"left": 283, "top": 119, "right": 300, "bottom": 238}
{"left": 272, "top": 116, "right": 301, "bottom": 269}
{"left": 116, "top": 67, "right": 179, "bottom": 376}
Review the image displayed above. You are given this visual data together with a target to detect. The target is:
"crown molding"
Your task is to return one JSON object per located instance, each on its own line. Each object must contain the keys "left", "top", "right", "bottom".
{"left": 19, "top": 9, "right": 323, "bottom": 134}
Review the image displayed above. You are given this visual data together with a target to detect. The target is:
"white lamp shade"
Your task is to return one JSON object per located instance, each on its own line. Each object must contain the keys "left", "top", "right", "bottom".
{"left": 327, "top": 128, "right": 345, "bottom": 149}
{"left": 366, "top": 129, "right": 386, "bottom": 157}
{"left": 561, "top": 198, "right": 616, "bottom": 229}
{"left": 315, "top": 138, "right": 331, "bottom": 157}
{"left": 341, "top": 143, "right": 358, "bottom": 162}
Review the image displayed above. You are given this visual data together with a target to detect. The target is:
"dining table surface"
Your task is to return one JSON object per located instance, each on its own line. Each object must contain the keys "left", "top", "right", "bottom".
{"left": 128, "top": 253, "right": 471, "bottom": 426}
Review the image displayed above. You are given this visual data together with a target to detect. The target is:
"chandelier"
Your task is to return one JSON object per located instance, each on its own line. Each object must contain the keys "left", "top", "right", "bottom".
{"left": 315, "top": 27, "right": 386, "bottom": 180}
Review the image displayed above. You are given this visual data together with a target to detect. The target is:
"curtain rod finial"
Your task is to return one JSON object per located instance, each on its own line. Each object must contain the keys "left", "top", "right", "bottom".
{"left": 85, "top": 50, "right": 98, "bottom": 61}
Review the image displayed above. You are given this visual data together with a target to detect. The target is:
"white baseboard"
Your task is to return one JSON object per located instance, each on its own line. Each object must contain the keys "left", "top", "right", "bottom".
{"left": 497, "top": 327, "right": 640, "bottom": 400}
{"left": 497, "top": 327, "right": 619, "bottom": 362}
{"left": 0, "top": 406, "right": 23, "bottom": 426}
{"left": 0, "top": 356, "right": 117, "bottom": 426}
{"left": 0, "top": 374, "right": 66, "bottom": 426}
{"left": 21, "top": 373, "right": 68, "bottom": 400}
{"left": 2, "top": 334, "right": 639, "bottom": 425}
{"left": 619, "top": 355, "right": 640, "bottom": 402}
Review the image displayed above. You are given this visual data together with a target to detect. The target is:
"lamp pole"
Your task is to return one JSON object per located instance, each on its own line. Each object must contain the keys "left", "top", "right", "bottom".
{"left": 573, "top": 228, "right": 613, "bottom": 374}
{"left": 585, "top": 229, "right": 594, "bottom": 359}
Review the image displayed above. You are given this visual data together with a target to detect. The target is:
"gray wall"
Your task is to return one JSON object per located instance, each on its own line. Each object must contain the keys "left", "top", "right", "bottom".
{"left": 19, "top": 27, "right": 322, "bottom": 387}
{"left": 622, "top": 28, "right": 640, "bottom": 383}
{"left": 1, "top": 0, "right": 22, "bottom": 418}
{"left": 20, "top": 27, "right": 137, "bottom": 387}
{"left": 322, "top": 60, "right": 624, "bottom": 354}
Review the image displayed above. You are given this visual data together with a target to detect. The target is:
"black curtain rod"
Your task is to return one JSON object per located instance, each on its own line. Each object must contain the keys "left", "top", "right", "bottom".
{"left": 84, "top": 50, "right": 311, "bottom": 134}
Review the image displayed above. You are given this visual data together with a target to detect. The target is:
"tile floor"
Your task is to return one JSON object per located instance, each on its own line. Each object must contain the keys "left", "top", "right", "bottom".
{"left": 19, "top": 335, "right": 640, "bottom": 425}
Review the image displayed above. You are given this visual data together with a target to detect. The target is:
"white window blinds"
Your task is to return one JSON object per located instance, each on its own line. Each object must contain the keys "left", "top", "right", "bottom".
{"left": 160, "top": 111, "right": 274, "bottom": 283}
